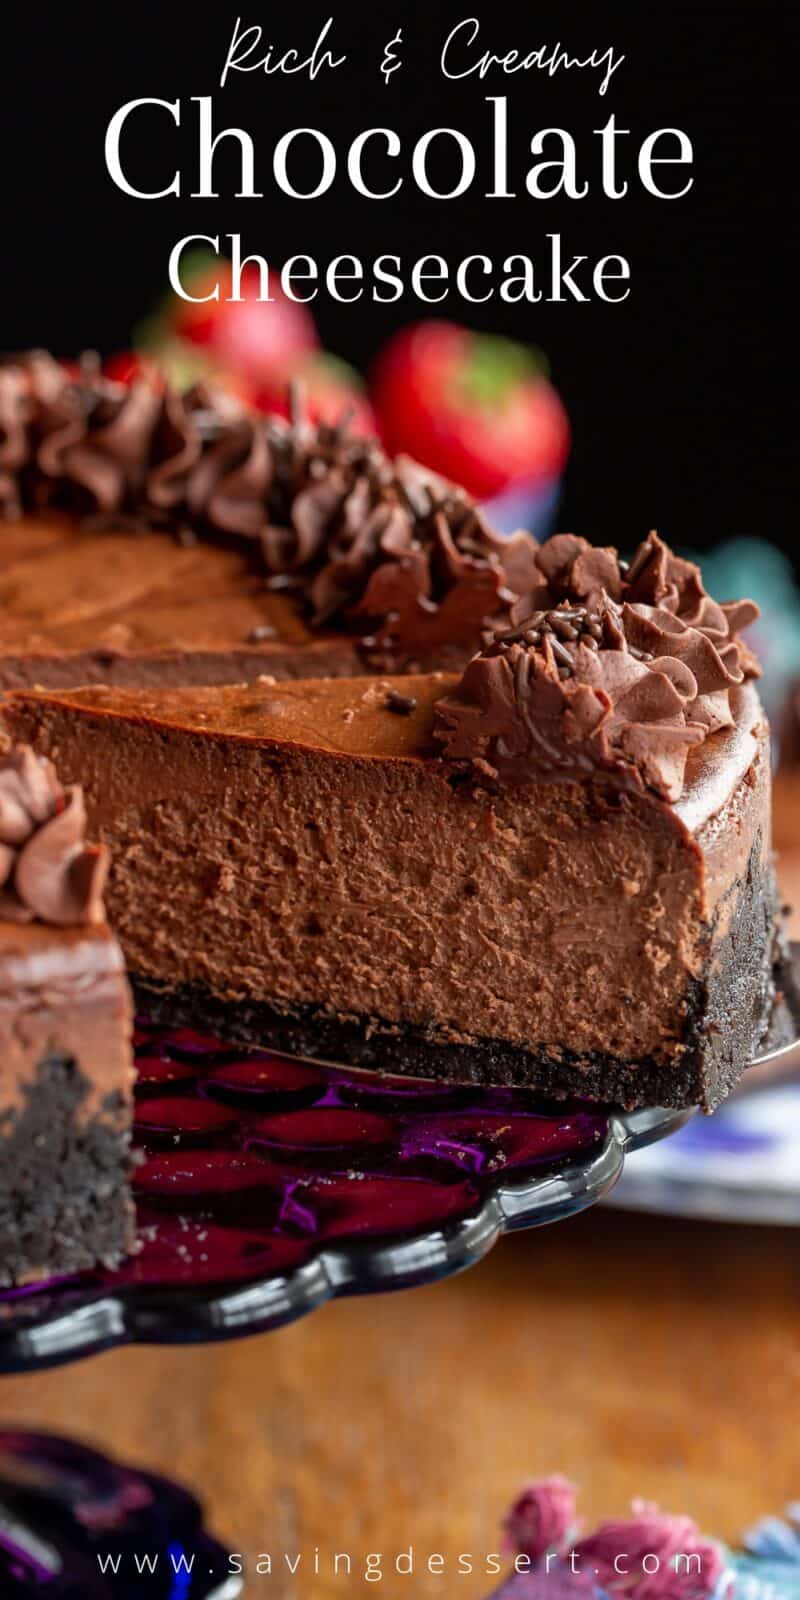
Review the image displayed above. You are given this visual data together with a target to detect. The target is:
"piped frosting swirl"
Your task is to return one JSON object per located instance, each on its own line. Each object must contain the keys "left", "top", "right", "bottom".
{"left": 0, "top": 746, "right": 108, "bottom": 925}
{"left": 433, "top": 532, "right": 760, "bottom": 801}
{"left": 0, "top": 352, "right": 539, "bottom": 663}
{"left": 0, "top": 352, "right": 204, "bottom": 523}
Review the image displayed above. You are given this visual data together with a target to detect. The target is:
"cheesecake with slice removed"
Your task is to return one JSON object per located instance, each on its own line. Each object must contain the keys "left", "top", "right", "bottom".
{"left": 3, "top": 536, "right": 782, "bottom": 1111}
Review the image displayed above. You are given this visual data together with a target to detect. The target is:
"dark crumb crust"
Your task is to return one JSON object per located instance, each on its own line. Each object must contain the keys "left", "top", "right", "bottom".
{"left": 135, "top": 836, "right": 787, "bottom": 1114}
{"left": 0, "top": 1057, "right": 135, "bottom": 1287}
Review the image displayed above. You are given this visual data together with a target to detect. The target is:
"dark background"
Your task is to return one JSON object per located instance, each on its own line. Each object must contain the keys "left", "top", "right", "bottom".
{"left": 0, "top": 0, "right": 796, "bottom": 553}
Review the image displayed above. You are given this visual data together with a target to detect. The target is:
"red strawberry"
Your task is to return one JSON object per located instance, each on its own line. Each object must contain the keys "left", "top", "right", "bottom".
{"left": 167, "top": 251, "right": 317, "bottom": 385}
{"left": 253, "top": 352, "right": 377, "bottom": 437}
{"left": 371, "top": 321, "right": 570, "bottom": 500}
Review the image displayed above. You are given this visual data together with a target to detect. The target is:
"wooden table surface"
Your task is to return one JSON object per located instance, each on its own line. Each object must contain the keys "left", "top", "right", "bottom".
{"left": 2, "top": 1210, "right": 798, "bottom": 1594}
{"left": 2, "top": 861, "right": 799, "bottom": 1596}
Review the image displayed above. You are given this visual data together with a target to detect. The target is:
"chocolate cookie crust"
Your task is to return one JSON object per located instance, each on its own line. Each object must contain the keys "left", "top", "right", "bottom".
{"left": 0, "top": 1054, "right": 134, "bottom": 1286}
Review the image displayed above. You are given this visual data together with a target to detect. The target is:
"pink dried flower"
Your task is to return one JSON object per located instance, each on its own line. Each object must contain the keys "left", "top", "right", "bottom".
{"left": 573, "top": 1502, "right": 726, "bottom": 1600}
{"left": 504, "top": 1476, "right": 578, "bottom": 1562}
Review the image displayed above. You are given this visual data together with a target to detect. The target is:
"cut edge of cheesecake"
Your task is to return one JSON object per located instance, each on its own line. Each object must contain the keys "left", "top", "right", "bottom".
{"left": 0, "top": 673, "right": 767, "bottom": 830}
{"left": 2, "top": 676, "right": 783, "bottom": 1113}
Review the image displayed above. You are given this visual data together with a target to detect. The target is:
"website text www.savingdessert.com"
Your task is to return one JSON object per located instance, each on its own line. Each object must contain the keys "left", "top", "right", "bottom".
{"left": 96, "top": 1543, "right": 720, "bottom": 1584}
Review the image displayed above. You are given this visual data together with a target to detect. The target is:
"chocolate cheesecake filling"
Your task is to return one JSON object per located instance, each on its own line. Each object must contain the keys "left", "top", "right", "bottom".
{"left": 4, "top": 676, "right": 779, "bottom": 1110}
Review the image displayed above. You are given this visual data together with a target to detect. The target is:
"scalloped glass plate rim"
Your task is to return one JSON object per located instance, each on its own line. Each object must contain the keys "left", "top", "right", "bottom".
{"left": 0, "top": 1105, "right": 690, "bottom": 1374}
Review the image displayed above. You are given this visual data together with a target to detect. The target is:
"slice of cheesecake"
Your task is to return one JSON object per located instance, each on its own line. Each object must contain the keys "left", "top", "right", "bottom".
{"left": 0, "top": 747, "right": 134, "bottom": 1285}
{"left": 3, "top": 571, "right": 781, "bottom": 1112}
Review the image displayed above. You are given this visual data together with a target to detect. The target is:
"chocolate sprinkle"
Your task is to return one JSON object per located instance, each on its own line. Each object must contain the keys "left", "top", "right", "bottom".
{"left": 384, "top": 689, "right": 418, "bottom": 716}
{"left": 492, "top": 603, "right": 606, "bottom": 675}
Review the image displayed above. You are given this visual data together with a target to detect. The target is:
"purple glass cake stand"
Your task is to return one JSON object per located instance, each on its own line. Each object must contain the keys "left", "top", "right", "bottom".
{"left": 4, "top": 948, "right": 798, "bottom": 1376}
{"left": 0, "top": 1429, "right": 241, "bottom": 1597}
{"left": 0, "top": 1014, "right": 697, "bottom": 1374}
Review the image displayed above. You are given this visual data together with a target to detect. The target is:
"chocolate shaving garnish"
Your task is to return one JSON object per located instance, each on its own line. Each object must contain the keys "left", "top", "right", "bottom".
{"left": 434, "top": 531, "right": 759, "bottom": 801}
{"left": 0, "top": 746, "right": 108, "bottom": 925}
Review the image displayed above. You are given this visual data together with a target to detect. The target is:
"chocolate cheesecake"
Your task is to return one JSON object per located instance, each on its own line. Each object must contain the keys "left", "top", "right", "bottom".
{"left": 3, "top": 535, "right": 782, "bottom": 1111}
{"left": 0, "top": 747, "right": 134, "bottom": 1285}
{"left": 0, "top": 352, "right": 539, "bottom": 687}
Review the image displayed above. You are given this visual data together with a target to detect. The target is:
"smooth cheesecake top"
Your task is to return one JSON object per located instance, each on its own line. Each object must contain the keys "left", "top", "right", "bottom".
{"left": 0, "top": 515, "right": 492, "bottom": 686}
{"left": 0, "top": 515, "right": 310, "bottom": 656}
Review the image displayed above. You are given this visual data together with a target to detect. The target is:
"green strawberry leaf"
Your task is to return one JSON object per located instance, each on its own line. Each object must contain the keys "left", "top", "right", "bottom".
{"left": 459, "top": 334, "right": 549, "bottom": 407}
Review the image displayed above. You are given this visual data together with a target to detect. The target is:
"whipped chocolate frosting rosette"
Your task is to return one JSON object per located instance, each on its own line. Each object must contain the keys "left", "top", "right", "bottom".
{"left": 434, "top": 532, "right": 760, "bottom": 801}
{"left": 0, "top": 351, "right": 541, "bottom": 665}
{"left": 0, "top": 352, "right": 201, "bottom": 525}
{"left": 0, "top": 745, "right": 108, "bottom": 925}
